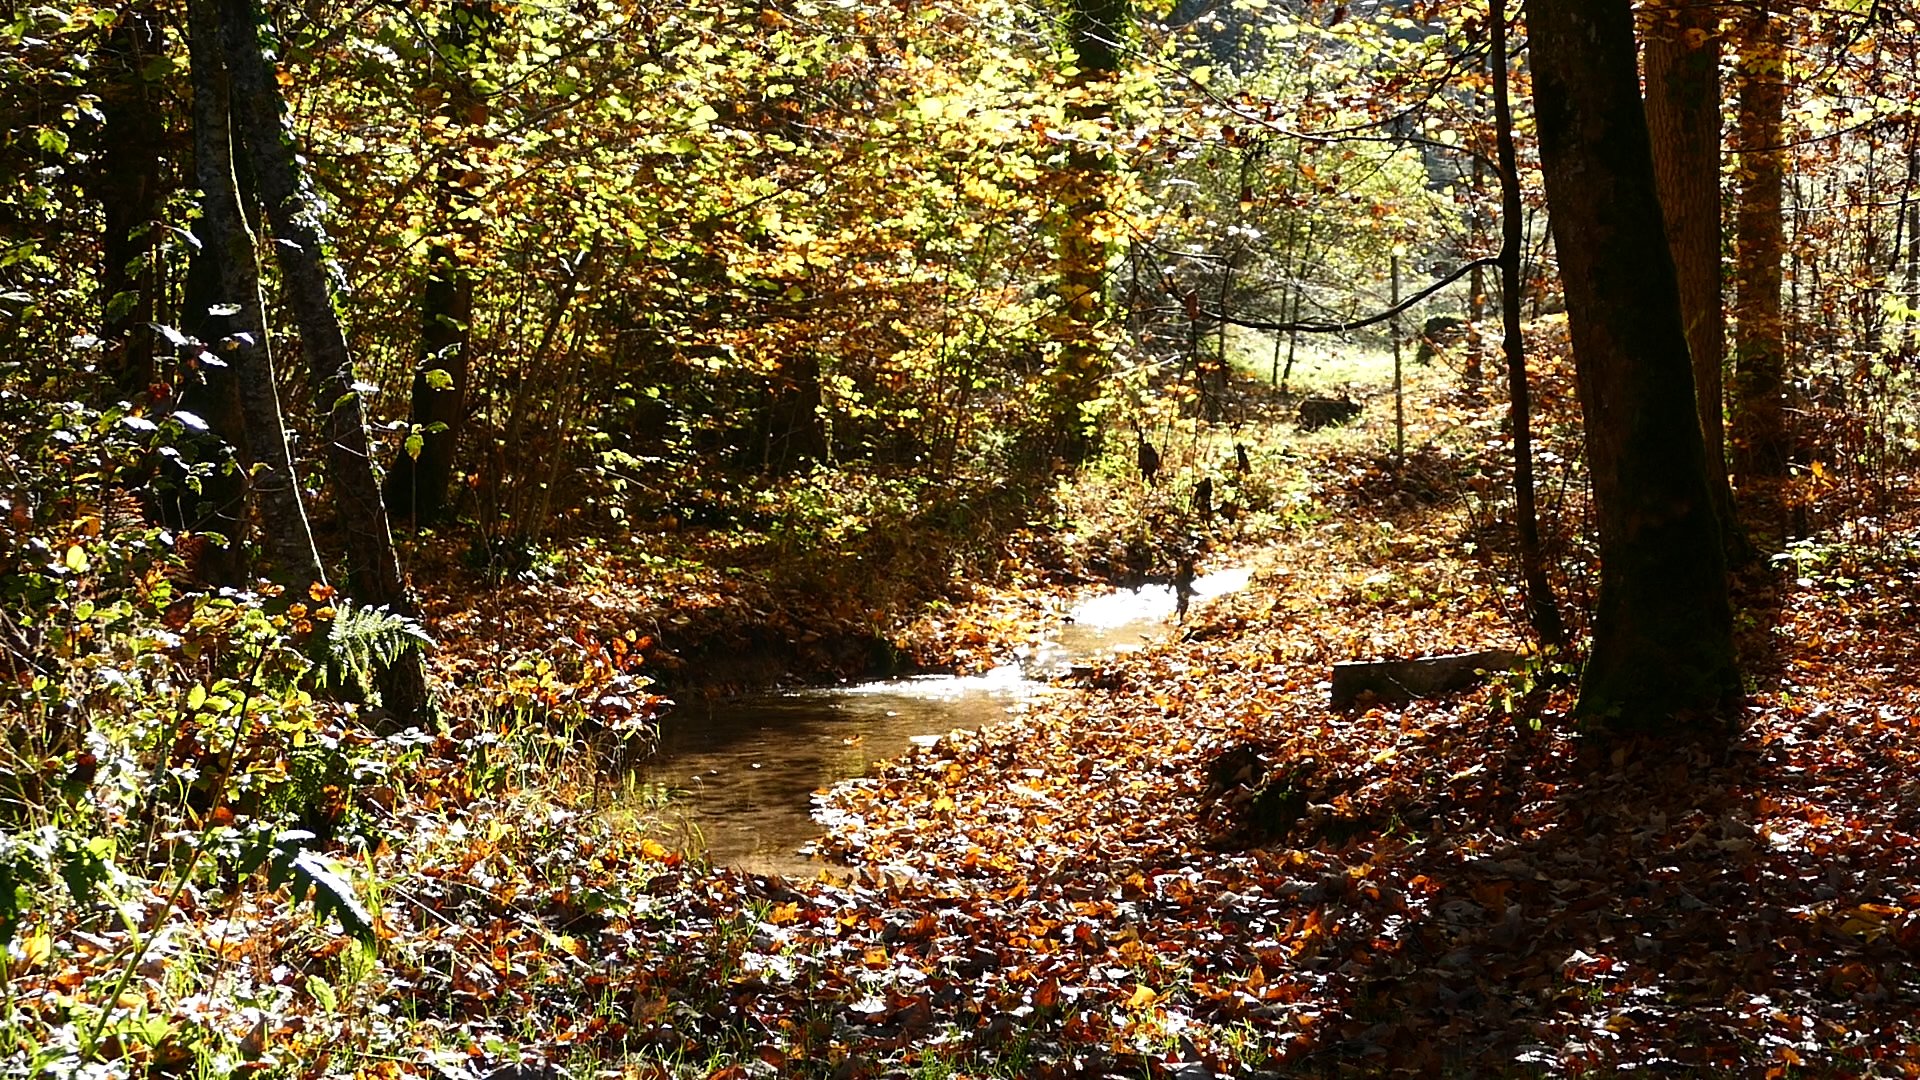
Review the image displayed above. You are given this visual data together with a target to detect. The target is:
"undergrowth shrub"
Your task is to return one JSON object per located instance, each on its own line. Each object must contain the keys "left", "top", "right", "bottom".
{"left": 0, "top": 380, "right": 652, "bottom": 1076}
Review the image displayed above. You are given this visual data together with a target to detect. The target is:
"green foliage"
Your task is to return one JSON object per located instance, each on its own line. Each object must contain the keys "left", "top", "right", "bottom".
{"left": 314, "top": 599, "right": 433, "bottom": 708}
{"left": 242, "top": 829, "right": 376, "bottom": 943}
{"left": 1483, "top": 647, "right": 1577, "bottom": 733}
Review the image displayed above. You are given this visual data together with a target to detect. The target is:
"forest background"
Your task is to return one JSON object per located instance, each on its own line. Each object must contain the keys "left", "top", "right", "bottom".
{"left": 6, "top": 0, "right": 1920, "bottom": 1075}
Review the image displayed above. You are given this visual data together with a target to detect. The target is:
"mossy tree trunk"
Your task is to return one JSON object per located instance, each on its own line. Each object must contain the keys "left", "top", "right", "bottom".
{"left": 1043, "top": 0, "right": 1128, "bottom": 465}
{"left": 1528, "top": 0, "right": 1742, "bottom": 729}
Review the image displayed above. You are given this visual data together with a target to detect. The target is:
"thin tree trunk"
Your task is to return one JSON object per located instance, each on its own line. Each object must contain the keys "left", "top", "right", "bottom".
{"left": 1643, "top": 0, "right": 1744, "bottom": 559}
{"left": 1907, "top": 195, "right": 1920, "bottom": 343}
{"left": 1899, "top": 137, "right": 1919, "bottom": 350}
{"left": 1391, "top": 252, "right": 1403, "bottom": 460}
{"left": 1732, "top": 4, "right": 1789, "bottom": 492}
{"left": 1466, "top": 55, "right": 1487, "bottom": 392}
{"left": 1279, "top": 223, "right": 1312, "bottom": 396}
{"left": 177, "top": 16, "right": 244, "bottom": 586}
{"left": 221, "top": 0, "right": 429, "bottom": 721}
{"left": 1492, "top": 0, "right": 1564, "bottom": 648}
{"left": 384, "top": 1, "right": 488, "bottom": 524}
{"left": 1529, "top": 0, "right": 1741, "bottom": 728}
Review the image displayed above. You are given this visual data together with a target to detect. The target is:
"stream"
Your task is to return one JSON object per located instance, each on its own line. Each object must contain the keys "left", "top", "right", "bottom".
{"left": 636, "top": 567, "right": 1253, "bottom": 876}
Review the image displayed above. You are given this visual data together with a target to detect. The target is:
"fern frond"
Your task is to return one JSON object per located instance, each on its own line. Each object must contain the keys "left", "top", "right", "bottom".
{"left": 317, "top": 600, "right": 433, "bottom": 705}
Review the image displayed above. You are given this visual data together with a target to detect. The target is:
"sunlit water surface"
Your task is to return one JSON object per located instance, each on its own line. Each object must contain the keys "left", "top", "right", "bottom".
{"left": 636, "top": 568, "right": 1251, "bottom": 875}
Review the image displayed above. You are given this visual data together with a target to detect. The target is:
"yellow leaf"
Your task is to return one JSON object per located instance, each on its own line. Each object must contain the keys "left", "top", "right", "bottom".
{"left": 639, "top": 838, "right": 671, "bottom": 860}
{"left": 17, "top": 929, "right": 50, "bottom": 972}
{"left": 1127, "top": 984, "right": 1159, "bottom": 1008}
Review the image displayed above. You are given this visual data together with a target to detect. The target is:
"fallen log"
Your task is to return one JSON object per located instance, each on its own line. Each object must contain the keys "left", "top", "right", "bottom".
{"left": 1330, "top": 648, "right": 1525, "bottom": 707}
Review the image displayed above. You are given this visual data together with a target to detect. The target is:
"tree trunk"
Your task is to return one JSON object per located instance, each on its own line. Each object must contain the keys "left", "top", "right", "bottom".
{"left": 1465, "top": 55, "right": 1487, "bottom": 392}
{"left": 1528, "top": 0, "right": 1741, "bottom": 728}
{"left": 1731, "top": 4, "right": 1789, "bottom": 491}
{"left": 93, "top": 6, "right": 166, "bottom": 397}
{"left": 384, "top": 2, "right": 488, "bottom": 524}
{"left": 1042, "top": 0, "right": 1128, "bottom": 465}
{"left": 183, "top": 0, "right": 327, "bottom": 588}
{"left": 1643, "top": 0, "right": 1744, "bottom": 558}
{"left": 221, "top": 0, "right": 430, "bottom": 721}
{"left": 1491, "top": 0, "right": 1563, "bottom": 648}
{"left": 175, "top": 73, "right": 245, "bottom": 589}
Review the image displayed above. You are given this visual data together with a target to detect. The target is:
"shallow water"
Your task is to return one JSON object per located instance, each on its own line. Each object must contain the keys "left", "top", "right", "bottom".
{"left": 636, "top": 568, "right": 1251, "bottom": 876}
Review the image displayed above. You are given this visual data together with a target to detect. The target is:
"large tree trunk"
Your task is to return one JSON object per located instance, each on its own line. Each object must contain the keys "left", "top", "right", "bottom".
{"left": 384, "top": 2, "right": 488, "bottom": 524}
{"left": 1041, "top": 0, "right": 1128, "bottom": 465}
{"left": 1528, "top": 0, "right": 1741, "bottom": 728}
{"left": 1491, "top": 0, "right": 1562, "bottom": 648}
{"left": 1731, "top": 5, "right": 1789, "bottom": 493}
{"left": 93, "top": 6, "right": 166, "bottom": 397}
{"left": 221, "top": 0, "right": 430, "bottom": 721}
{"left": 1643, "top": 0, "right": 1744, "bottom": 557}
{"left": 178, "top": 0, "right": 325, "bottom": 590}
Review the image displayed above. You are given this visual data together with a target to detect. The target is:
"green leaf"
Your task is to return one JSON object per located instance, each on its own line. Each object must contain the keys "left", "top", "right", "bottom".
{"left": 265, "top": 832, "right": 375, "bottom": 944}
{"left": 306, "top": 973, "right": 338, "bottom": 1013}
{"left": 423, "top": 367, "right": 454, "bottom": 391}
{"left": 285, "top": 850, "right": 376, "bottom": 943}
{"left": 58, "top": 836, "right": 112, "bottom": 908}
{"left": 187, "top": 683, "right": 207, "bottom": 710}
{"left": 404, "top": 430, "right": 424, "bottom": 460}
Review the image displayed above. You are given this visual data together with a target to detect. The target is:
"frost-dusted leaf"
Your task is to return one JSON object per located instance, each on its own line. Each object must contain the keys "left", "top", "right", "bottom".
{"left": 283, "top": 849, "right": 376, "bottom": 943}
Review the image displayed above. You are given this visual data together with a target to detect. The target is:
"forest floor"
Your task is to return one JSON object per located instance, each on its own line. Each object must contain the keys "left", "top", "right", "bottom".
{"left": 14, "top": 331, "right": 1920, "bottom": 1079}
{"left": 372, "top": 336, "right": 1920, "bottom": 1076}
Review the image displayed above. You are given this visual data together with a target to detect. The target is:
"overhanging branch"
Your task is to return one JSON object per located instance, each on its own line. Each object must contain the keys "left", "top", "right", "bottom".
{"left": 1202, "top": 256, "right": 1501, "bottom": 333}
